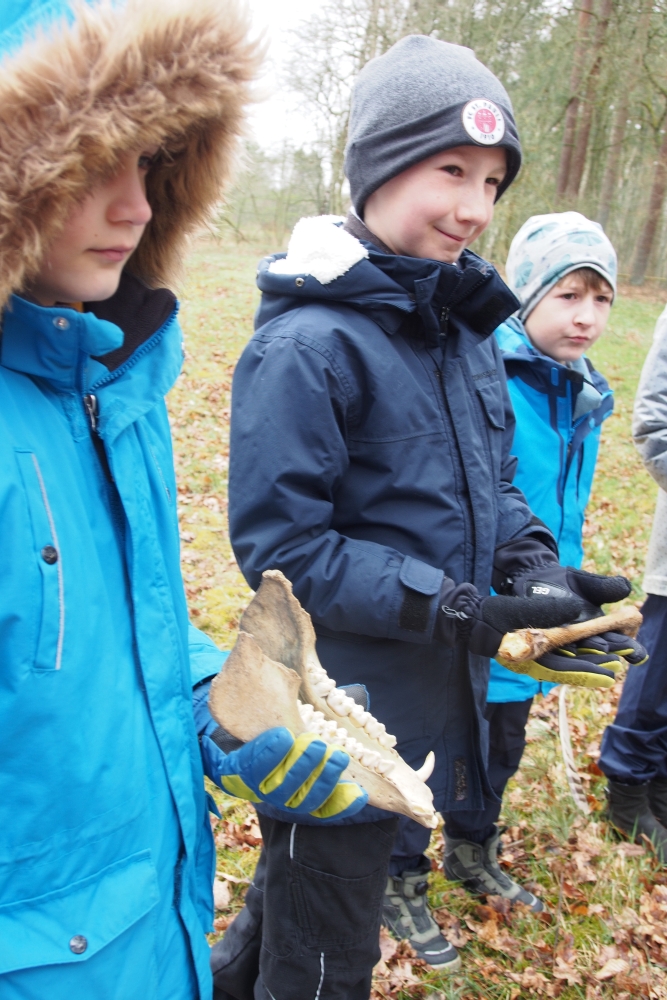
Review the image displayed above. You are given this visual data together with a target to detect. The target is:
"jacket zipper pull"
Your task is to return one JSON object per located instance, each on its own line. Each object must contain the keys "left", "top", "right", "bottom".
{"left": 83, "top": 393, "right": 98, "bottom": 433}
{"left": 439, "top": 306, "right": 449, "bottom": 336}
{"left": 83, "top": 392, "right": 114, "bottom": 484}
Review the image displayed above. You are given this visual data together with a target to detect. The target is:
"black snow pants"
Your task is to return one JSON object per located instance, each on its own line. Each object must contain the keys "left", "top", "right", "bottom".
{"left": 211, "top": 812, "right": 398, "bottom": 1000}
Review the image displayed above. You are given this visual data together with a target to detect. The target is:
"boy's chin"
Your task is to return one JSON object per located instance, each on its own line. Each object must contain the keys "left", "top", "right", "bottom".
{"left": 77, "top": 270, "right": 125, "bottom": 303}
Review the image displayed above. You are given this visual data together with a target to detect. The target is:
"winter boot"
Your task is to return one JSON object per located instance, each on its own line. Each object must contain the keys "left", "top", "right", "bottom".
{"left": 607, "top": 779, "right": 667, "bottom": 862}
{"left": 382, "top": 863, "right": 461, "bottom": 971}
{"left": 444, "top": 827, "right": 544, "bottom": 912}
{"left": 648, "top": 776, "right": 667, "bottom": 828}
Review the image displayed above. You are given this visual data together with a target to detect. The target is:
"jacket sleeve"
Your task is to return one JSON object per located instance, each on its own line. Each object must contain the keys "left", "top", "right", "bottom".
{"left": 493, "top": 337, "right": 557, "bottom": 553}
{"left": 189, "top": 623, "right": 229, "bottom": 687}
{"left": 633, "top": 305, "right": 667, "bottom": 491}
{"left": 229, "top": 329, "right": 443, "bottom": 644}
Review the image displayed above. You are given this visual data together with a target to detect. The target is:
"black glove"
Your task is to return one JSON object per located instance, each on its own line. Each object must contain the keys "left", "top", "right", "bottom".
{"left": 492, "top": 540, "right": 648, "bottom": 682}
{"left": 433, "top": 579, "right": 585, "bottom": 658}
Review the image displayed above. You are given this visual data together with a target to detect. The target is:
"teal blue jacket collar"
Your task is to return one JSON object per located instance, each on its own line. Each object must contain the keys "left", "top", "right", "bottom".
{"left": 0, "top": 295, "right": 122, "bottom": 390}
{"left": 0, "top": 285, "right": 183, "bottom": 442}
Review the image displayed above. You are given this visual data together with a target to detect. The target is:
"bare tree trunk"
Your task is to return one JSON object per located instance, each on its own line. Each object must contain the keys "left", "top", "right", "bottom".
{"left": 566, "top": 0, "right": 613, "bottom": 199}
{"left": 597, "top": 2, "right": 653, "bottom": 228}
{"left": 631, "top": 127, "right": 667, "bottom": 285}
{"left": 596, "top": 97, "right": 629, "bottom": 229}
{"left": 556, "top": 0, "right": 594, "bottom": 198}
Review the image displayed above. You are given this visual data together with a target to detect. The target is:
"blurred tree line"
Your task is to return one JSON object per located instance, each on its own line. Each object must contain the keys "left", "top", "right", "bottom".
{"left": 220, "top": 0, "right": 667, "bottom": 286}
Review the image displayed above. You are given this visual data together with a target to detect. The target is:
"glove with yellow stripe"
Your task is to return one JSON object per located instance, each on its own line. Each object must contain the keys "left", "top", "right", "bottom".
{"left": 493, "top": 541, "right": 648, "bottom": 687}
{"left": 194, "top": 680, "right": 368, "bottom": 821}
{"left": 206, "top": 727, "right": 368, "bottom": 822}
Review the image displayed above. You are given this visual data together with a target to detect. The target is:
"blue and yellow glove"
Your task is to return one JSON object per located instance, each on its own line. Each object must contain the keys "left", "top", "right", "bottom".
{"left": 210, "top": 727, "right": 368, "bottom": 822}
{"left": 193, "top": 680, "right": 368, "bottom": 823}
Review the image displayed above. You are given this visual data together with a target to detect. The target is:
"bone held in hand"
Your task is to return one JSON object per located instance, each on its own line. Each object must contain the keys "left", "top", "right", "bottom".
{"left": 209, "top": 570, "right": 438, "bottom": 829}
{"left": 496, "top": 605, "right": 642, "bottom": 665}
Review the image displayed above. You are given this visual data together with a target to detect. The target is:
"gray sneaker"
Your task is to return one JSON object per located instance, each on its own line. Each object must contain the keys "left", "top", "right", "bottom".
{"left": 444, "top": 826, "right": 544, "bottom": 913}
{"left": 382, "top": 863, "right": 462, "bottom": 971}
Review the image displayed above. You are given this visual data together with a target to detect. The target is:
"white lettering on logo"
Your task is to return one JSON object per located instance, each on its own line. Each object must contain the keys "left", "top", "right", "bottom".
{"left": 461, "top": 99, "right": 505, "bottom": 145}
{"left": 531, "top": 586, "right": 551, "bottom": 595}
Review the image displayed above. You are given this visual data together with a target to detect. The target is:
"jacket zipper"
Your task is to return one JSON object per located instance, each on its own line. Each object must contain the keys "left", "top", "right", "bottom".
{"left": 440, "top": 306, "right": 449, "bottom": 338}
{"left": 83, "top": 392, "right": 99, "bottom": 433}
{"left": 83, "top": 391, "right": 127, "bottom": 544}
{"left": 432, "top": 363, "right": 474, "bottom": 577}
{"left": 83, "top": 392, "right": 114, "bottom": 483}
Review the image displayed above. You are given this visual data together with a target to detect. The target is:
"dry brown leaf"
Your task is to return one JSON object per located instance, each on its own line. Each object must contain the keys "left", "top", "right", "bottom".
{"left": 432, "top": 908, "right": 472, "bottom": 947}
{"left": 213, "top": 878, "right": 232, "bottom": 910}
{"left": 378, "top": 926, "right": 398, "bottom": 963}
{"left": 213, "top": 913, "right": 235, "bottom": 933}
{"left": 594, "top": 957, "right": 630, "bottom": 980}
{"left": 508, "top": 967, "right": 551, "bottom": 993}
{"left": 555, "top": 931, "right": 577, "bottom": 966}
{"left": 472, "top": 917, "right": 521, "bottom": 957}
{"left": 552, "top": 957, "right": 582, "bottom": 985}
{"left": 216, "top": 870, "right": 250, "bottom": 884}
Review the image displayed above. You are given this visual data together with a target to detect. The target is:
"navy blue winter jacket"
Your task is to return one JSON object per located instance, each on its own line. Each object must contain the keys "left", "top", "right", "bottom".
{"left": 228, "top": 217, "right": 553, "bottom": 815}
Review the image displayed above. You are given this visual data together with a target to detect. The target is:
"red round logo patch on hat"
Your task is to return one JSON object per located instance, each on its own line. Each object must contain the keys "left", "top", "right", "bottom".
{"left": 461, "top": 99, "right": 505, "bottom": 145}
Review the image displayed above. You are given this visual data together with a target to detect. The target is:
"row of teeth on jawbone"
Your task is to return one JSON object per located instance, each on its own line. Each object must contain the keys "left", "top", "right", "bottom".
{"left": 307, "top": 663, "right": 397, "bottom": 748}
{"left": 297, "top": 699, "right": 397, "bottom": 777}
{"left": 300, "top": 662, "right": 401, "bottom": 778}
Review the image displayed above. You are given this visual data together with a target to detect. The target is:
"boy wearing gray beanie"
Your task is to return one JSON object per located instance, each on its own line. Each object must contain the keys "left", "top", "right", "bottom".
{"left": 217, "top": 39, "right": 632, "bottom": 997}
{"left": 345, "top": 34, "right": 521, "bottom": 217}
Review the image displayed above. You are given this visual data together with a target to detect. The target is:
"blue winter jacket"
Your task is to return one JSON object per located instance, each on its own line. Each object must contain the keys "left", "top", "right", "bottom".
{"left": 228, "top": 218, "right": 555, "bottom": 818}
{"left": 487, "top": 317, "right": 613, "bottom": 702}
{"left": 0, "top": 275, "right": 225, "bottom": 997}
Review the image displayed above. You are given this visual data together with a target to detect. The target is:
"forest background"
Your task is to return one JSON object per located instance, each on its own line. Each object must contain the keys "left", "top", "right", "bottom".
{"left": 181, "top": 1, "right": 667, "bottom": 995}
{"left": 227, "top": 0, "right": 667, "bottom": 287}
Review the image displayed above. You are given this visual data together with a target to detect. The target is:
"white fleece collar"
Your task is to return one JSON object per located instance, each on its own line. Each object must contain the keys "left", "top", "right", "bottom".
{"left": 268, "top": 215, "right": 369, "bottom": 285}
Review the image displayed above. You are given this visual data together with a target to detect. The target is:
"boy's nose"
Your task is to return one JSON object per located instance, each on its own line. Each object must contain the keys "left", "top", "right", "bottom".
{"left": 109, "top": 188, "right": 152, "bottom": 227}
{"left": 574, "top": 299, "right": 596, "bottom": 327}
{"left": 107, "top": 166, "right": 153, "bottom": 227}
{"left": 454, "top": 181, "right": 492, "bottom": 228}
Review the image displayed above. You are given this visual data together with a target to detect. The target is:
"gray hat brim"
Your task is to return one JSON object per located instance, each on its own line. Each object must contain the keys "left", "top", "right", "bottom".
{"left": 345, "top": 101, "right": 521, "bottom": 216}
{"left": 519, "top": 261, "right": 616, "bottom": 322}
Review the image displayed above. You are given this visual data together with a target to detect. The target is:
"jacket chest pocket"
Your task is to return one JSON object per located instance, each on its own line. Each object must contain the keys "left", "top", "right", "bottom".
{"left": 475, "top": 381, "right": 506, "bottom": 431}
{"left": 15, "top": 450, "right": 64, "bottom": 671}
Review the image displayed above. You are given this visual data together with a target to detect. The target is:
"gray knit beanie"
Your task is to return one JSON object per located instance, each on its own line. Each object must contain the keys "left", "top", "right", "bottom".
{"left": 345, "top": 35, "right": 522, "bottom": 215}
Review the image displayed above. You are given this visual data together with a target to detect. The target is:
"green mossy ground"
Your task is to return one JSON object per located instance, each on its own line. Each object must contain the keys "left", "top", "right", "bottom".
{"left": 172, "top": 238, "right": 667, "bottom": 999}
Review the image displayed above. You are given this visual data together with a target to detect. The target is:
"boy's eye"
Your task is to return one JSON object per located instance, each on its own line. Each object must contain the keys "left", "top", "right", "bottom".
{"left": 485, "top": 176, "right": 500, "bottom": 186}
{"left": 138, "top": 153, "right": 157, "bottom": 171}
{"left": 441, "top": 164, "right": 463, "bottom": 177}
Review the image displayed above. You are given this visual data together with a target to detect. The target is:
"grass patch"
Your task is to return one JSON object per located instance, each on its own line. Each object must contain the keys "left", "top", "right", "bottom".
{"left": 173, "top": 237, "right": 667, "bottom": 998}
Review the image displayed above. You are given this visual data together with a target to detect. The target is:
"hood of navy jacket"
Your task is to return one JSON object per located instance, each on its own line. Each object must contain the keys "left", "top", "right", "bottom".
{"left": 256, "top": 215, "right": 518, "bottom": 347}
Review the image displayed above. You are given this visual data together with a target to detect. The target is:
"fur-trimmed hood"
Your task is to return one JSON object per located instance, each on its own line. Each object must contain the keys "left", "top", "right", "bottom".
{"left": 0, "top": 0, "right": 262, "bottom": 309}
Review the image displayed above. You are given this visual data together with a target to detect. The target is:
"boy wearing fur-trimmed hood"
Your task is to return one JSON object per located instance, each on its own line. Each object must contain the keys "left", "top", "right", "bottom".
{"left": 220, "top": 36, "right": 637, "bottom": 996}
{"left": 0, "top": 2, "right": 370, "bottom": 996}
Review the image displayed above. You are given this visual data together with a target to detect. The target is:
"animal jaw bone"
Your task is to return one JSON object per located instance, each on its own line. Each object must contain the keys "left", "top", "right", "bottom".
{"left": 209, "top": 570, "right": 438, "bottom": 829}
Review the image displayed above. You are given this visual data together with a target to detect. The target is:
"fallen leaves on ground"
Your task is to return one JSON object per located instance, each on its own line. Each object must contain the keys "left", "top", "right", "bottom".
{"left": 214, "top": 813, "right": 262, "bottom": 850}
{"left": 372, "top": 930, "right": 429, "bottom": 999}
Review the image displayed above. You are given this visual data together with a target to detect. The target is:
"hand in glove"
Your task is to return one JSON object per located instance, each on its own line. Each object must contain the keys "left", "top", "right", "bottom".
{"left": 433, "top": 579, "right": 585, "bottom": 658}
{"left": 193, "top": 680, "right": 368, "bottom": 823}
{"left": 492, "top": 541, "right": 648, "bottom": 684}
